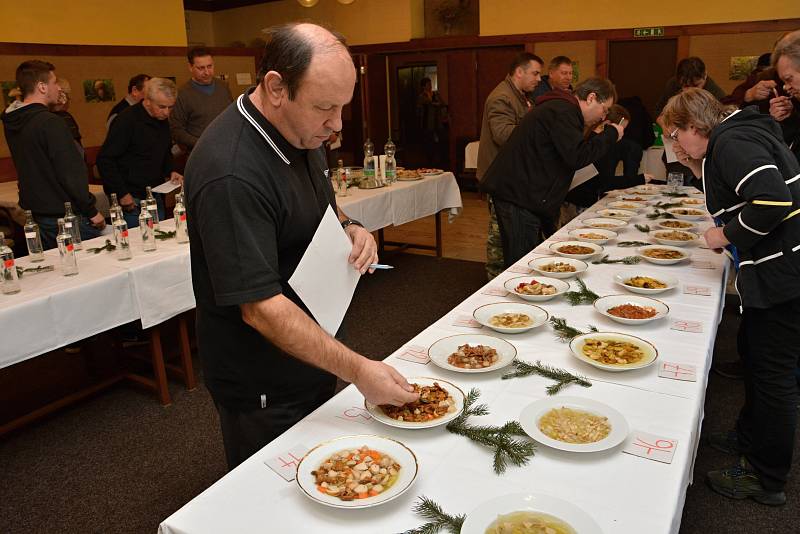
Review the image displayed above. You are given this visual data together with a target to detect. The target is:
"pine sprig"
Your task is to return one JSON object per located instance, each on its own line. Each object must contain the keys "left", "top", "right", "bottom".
{"left": 592, "top": 254, "right": 642, "bottom": 265}
{"left": 617, "top": 241, "right": 651, "bottom": 248}
{"left": 86, "top": 239, "right": 116, "bottom": 254}
{"left": 635, "top": 224, "right": 651, "bottom": 233}
{"left": 663, "top": 191, "right": 690, "bottom": 198}
{"left": 15, "top": 264, "right": 54, "bottom": 277}
{"left": 646, "top": 210, "right": 676, "bottom": 220}
{"left": 446, "top": 388, "right": 536, "bottom": 474}
{"left": 402, "top": 496, "right": 466, "bottom": 534}
{"left": 563, "top": 278, "right": 600, "bottom": 305}
{"left": 154, "top": 229, "right": 176, "bottom": 240}
{"left": 550, "top": 316, "right": 598, "bottom": 342}
{"left": 654, "top": 201, "right": 683, "bottom": 210}
{"left": 501, "top": 360, "right": 592, "bottom": 395}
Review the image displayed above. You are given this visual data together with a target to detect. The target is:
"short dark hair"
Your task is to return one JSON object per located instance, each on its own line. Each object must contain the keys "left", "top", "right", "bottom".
{"left": 188, "top": 46, "right": 212, "bottom": 64}
{"left": 606, "top": 104, "right": 630, "bottom": 125}
{"left": 258, "top": 23, "right": 348, "bottom": 101}
{"left": 676, "top": 57, "right": 706, "bottom": 87}
{"left": 508, "top": 52, "right": 544, "bottom": 76}
{"left": 574, "top": 77, "right": 617, "bottom": 103}
{"left": 548, "top": 56, "right": 572, "bottom": 71}
{"left": 128, "top": 74, "right": 150, "bottom": 94}
{"left": 16, "top": 60, "right": 55, "bottom": 98}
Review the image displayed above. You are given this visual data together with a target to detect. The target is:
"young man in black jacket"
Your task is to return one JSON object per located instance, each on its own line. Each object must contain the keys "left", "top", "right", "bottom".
{"left": 1, "top": 60, "right": 104, "bottom": 249}
{"left": 97, "top": 77, "right": 182, "bottom": 228}
{"left": 481, "top": 77, "right": 623, "bottom": 266}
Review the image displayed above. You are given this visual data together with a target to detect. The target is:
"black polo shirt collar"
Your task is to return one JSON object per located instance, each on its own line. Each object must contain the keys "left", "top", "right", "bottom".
{"left": 236, "top": 88, "right": 304, "bottom": 164}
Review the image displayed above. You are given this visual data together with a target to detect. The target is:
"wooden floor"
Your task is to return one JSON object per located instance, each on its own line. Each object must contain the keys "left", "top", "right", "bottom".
{"left": 380, "top": 191, "right": 489, "bottom": 262}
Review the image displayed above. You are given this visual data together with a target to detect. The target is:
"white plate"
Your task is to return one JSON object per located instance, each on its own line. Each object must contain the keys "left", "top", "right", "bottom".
{"left": 656, "top": 220, "right": 698, "bottom": 231}
{"left": 528, "top": 257, "right": 588, "bottom": 279}
{"left": 519, "top": 396, "right": 630, "bottom": 453}
{"left": 606, "top": 201, "right": 644, "bottom": 212}
{"left": 549, "top": 240, "right": 603, "bottom": 260}
{"left": 569, "top": 332, "right": 658, "bottom": 372}
{"left": 461, "top": 492, "right": 603, "bottom": 534}
{"left": 638, "top": 245, "right": 691, "bottom": 265}
{"left": 666, "top": 207, "right": 707, "bottom": 220}
{"left": 504, "top": 276, "right": 570, "bottom": 302}
{"left": 568, "top": 227, "right": 617, "bottom": 244}
{"left": 472, "top": 302, "right": 549, "bottom": 334}
{"left": 613, "top": 272, "right": 679, "bottom": 294}
{"left": 651, "top": 230, "right": 699, "bottom": 247}
{"left": 593, "top": 294, "right": 669, "bottom": 325}
{"left": 680, "top": 198, "right": 706, "bottom": 208}
{"left": 296, "top": 435, "right": 418, "bottom": 509}
{"left": 428, "top": 334, "right": 517, "bottom": 373}
{"left": 364, "top": 377, "right": 464, "bottom": 429}
{"left": 581, "top": 217, "right": 627, "bottom": 229}
{"left": 595, "top": 208, "right": 636, "bottom": 220}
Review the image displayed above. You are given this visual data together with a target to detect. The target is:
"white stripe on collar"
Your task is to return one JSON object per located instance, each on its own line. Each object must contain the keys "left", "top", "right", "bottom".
{"left": 721, "top": 109, "right": 742, "bottom": 123}
{"left": 236, "top": 93, "right": 290, "bottom": 165}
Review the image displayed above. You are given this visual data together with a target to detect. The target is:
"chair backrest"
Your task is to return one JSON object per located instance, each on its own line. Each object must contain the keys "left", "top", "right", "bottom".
{"left": 464, "top": 141, "right": 479, "bottom": 170}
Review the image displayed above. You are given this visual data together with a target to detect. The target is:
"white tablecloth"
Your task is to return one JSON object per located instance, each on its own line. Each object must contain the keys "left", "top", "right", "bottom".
{"left": 336, "top": 172, "right": 463, "bottom": 232}
{"left": 160, "top": 189, "right": 729, "bottom": 534}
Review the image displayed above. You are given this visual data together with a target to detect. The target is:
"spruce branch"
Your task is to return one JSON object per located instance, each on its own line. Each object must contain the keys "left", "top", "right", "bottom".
{"left": 86, "top": 239, "right": 116, "bottom": 254}
{"left": 563, "top": 278, "right": 600, "bottom": 305}
{"left": 402, "top": 496, "right": 466, "bottom": 534}
{"left": 501, "top": 360, "right": 592, "bottom": 395}
{"left": 663, "top": 191, "right": 690, "bottom": 198}
{"left": 592, "top": 254, "right": 642, "bottom": 265}
{"left": 446, "top": 388, "right": 536, "bottom": 474}
{"left": 15, "top": 264, "right": 54, "bottom": 277}
{"left": 654, "top": 201, "right": 683, "bottom": 210}
{"left": 550, "top": 316, "right": 598, "bottom": 342}
{"left": 617, "top": 241, "right": 651, "bottom": 248}
{"left": 635, "top": 224, "right": 651, "bottom": 233}
{"left": 154, "top": 229, "right": 176, "bottom": 240}
{"left": 646, "top": 210, "right": 676, "bottom": 220}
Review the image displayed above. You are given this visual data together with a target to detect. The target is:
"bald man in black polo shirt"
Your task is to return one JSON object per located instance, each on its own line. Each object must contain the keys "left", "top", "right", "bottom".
{"left": 185, "top": 22, "right": 418, "bottom": 470}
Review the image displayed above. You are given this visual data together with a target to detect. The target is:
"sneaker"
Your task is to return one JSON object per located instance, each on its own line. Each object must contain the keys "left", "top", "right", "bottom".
{"left": 704, "top": 430, "right": 741, "bottom": 455}
{"left": 706, "top": 457, "right": 786, "bottom": 506}
{"left": 712, "top": 360, "right": 744, "bottom": 380}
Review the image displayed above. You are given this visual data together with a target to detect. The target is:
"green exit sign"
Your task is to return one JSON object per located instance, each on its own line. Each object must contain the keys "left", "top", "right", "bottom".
{"left": 634, "top": 27, "right": 665, "bottom": 37}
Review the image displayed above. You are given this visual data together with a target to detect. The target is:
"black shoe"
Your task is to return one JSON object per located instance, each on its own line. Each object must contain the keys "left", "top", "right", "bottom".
{"left": 704, "top": 430, "right": 741, "bottom": 455}
{"left": 706, "top": 457, "right": 786, "bottom": 506}
{"left": 712, "top": 360, "right": 744, "bottom": 380}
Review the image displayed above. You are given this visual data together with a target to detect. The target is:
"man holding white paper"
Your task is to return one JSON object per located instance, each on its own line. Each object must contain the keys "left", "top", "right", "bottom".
{"left": 480, "top": 77, "right": 623, "bottom": 266}
{"left": 184, "top": 22, "right": 417, "bottom": 470}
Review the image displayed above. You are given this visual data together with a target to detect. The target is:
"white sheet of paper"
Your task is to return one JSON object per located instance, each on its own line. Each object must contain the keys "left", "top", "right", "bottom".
{"left": 570, "top": 164, "right": 599, "bottom": 190}
{"left": 662, "top": 137, "right": 679, "bottom": 163}
{"left": 289, "top": 205, "right": 360, "bottom": 336}
{"left": 151, "top": 181, "right": 182, "bottom": 194}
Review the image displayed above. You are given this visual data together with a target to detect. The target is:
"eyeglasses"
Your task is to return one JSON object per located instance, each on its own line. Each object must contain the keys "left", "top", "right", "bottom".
{"left": 668, "top": 128, "right": 679, "bottom": 141}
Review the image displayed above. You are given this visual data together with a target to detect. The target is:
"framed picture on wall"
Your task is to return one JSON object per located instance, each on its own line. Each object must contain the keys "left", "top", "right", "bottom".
{"left": 83, "top": 79, "right": 115, "bottom": 103}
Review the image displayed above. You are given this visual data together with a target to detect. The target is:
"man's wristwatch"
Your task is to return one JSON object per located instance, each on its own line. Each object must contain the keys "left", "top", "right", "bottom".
{"left": 340, "top": 218, "right": 364, "bottom": 230}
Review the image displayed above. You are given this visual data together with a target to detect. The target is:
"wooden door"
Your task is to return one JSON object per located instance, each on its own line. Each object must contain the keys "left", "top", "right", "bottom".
{"left": 476, "top": 46, "right": 524, "bottom": 127}
{"left": 608, "top": 39, "right": 677, "bottom": 117}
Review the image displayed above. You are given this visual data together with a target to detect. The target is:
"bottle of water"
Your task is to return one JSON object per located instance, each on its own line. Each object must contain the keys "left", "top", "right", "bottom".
{"left": 335, "top": 159, "right": 349, "bottom": 197}
{"left": 363, "top": 138, "right": 375, "bottom": 184}
{"left": 174, "top": 192, "right": 189, "bottom": 244}
{"left": 56, "top": 218, "right": 78, "bottom": 276}
{"left": 0, "top": 232, "right": 21, "bottom": 295}
{"left": 23, "top": 210, "right": 44, "bottom": 262}
{"left": 109, "top": 193, "right": 122, "bottom": 244}
{"left": 139, "top": 206, "right": 157, "bottom": 252}
{"left": 384, "top": 138, "right": 397, "bottom": 185}
{"left": 63, "top": 201, "right": 82, "bottom": 251}
{"left": 145, "top": 186, "right": 160, "bottom": 230}
{"left": 116, "top": 219, "right": 132, "bottom": 261}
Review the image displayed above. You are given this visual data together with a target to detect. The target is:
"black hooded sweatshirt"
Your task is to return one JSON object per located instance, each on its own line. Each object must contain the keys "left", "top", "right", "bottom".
{"left": 480, "top": 90, "right": 618, "bottom": 221}
{"left": 1, "top": 103, "right": 97, "bottom": 218}
{"left": 703, "top": 106, "right": 800, "bottom": 309}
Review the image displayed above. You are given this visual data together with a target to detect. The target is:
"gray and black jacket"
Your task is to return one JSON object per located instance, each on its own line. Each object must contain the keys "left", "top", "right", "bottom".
{"left": 703, "top": 107, "right": 800, "bottom": 309}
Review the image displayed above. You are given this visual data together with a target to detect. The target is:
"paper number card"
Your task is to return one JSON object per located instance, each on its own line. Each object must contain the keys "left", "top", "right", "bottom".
{"left": 481, "top": 287, "right": 510, "bottom": 297}
{"left": 264, "top": 444, "right": 309, "bottom": 481}
{"left": 658, "top": 362, "right": 697, "bottom": 382}
{"left": 683, "top": 285, "right": 711, "bottom": 296}
{"left": 452, "top": 314, "right": 482, "bottom": 328}
{"left": 507, "top": 265, "right": 532, "bottom": 275}
{"left": 623, "top": 431, "right": 678, "bottom": 464}
{"left": 334, "top": 406, "right": 373, "bottom": 425}
{"left": 670, "top": 319, "right": 703, "bottom": 333}
{"left": 397, "top": 344, "right": 430, "bottom": 364}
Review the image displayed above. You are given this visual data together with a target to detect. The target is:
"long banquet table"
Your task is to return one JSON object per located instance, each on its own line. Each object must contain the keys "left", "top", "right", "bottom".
{"left": 159, "top": 187, "right": 729, "bottom": 534}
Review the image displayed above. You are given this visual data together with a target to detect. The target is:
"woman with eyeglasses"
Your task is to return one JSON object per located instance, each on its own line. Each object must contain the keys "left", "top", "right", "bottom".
{"left": 662, "top": 87, "right": 800, "bottom": 507}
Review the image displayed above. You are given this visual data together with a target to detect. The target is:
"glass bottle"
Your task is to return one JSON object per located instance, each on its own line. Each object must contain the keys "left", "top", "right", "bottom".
{"left": 0, "top": 232, "right": 21, "bottom": 295}
{"left": 109, "top": 193, "right": 122, "bottom": 244}
{"left": 139, "top": 206, "right": 157, "bottom": 252}
{"left": 384, "top": 138, "right": 397, "bottom": 185}
{"left": 23, "top": 210, "right": 44, "bottom": 262}
{"left": 144, "top": 186, "right": 160, "bottom": 230}
{"left": 363, "top": 138, "right": 375, "bottom": 184}
{"left": 56, "top": 218, "right": 78, "bottom": 276}
{"left": 63, "top": 201, "right": 82, "bottom": 251}
{"left": 116, "top": 219, "right": 132, "bottom": 261}
{"left": 174, "top": 192, "right": 189, "bottom": 244}
{"left": 335, "top": 159, "right": 349, "bottom": 197}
